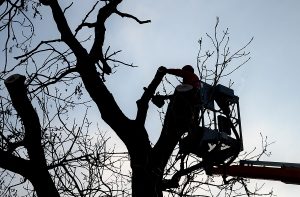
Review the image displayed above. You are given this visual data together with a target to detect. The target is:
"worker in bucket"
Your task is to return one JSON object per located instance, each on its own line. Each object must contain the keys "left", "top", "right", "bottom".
{"left": 160, "top": 65, "right": 200, "bottom": 89}
{"left": 152, "top": 65, "right": 201, "bottom": 122}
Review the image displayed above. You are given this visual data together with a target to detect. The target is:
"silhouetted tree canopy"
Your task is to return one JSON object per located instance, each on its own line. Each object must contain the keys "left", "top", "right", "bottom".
{"left": 0, "top": 1, "right": 273, "bottom": 197}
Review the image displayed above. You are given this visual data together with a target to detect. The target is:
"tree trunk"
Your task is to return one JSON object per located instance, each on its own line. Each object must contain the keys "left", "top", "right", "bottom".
{"left": 5, "top": 74, "right": 60, "bottom": 197}
{"left": 29, "top": 169, "right": 60, "bottom": 197}
{"left": 131, "top": 85, "right": 195, "bottom": 197}
{"left": 131, "top": 166, "right": 163, "bottom": 197}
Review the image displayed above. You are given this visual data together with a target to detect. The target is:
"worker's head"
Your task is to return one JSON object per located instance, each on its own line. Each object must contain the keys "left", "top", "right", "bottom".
{"left": 182, "top": 65, "right": 194, "bottom": 73}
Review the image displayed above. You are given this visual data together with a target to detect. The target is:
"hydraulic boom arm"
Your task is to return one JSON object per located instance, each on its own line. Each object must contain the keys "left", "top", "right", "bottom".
{"left": 209, "top": 160, "right": 300, "bottom": 185}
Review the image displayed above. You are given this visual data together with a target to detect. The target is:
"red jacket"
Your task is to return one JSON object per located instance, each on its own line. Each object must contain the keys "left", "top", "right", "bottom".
{"left": 167, "top": 69, "right": 200, "bottom": 89}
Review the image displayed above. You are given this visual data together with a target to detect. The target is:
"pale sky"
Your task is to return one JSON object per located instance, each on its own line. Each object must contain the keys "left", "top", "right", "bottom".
{"left": 2, "top": 0, "right": 300, "bottom": 196}
{"left": 102, "top": 0, "right": 300, "bottom": 196}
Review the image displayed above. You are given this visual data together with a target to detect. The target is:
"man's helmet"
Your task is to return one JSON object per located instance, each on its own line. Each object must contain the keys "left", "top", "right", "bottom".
{"left": 182, "top": 65, "right": 194, "bottom": 73}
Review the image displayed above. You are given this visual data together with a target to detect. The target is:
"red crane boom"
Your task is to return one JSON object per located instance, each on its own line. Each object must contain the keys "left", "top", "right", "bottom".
{"left": 209, "top": 160, "right": 300, "bottom": 185}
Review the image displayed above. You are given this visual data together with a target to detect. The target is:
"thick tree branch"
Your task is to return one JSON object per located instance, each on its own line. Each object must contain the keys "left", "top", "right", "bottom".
{"left": 71, "top": 0, "right": 153, "bottom": 157}
{"left": 4, "top": 74, "right": 44, "bottom": 162}
{"left": 136, "top": 69, "right": 165, "bottom": 124}
{"left": 77, "top": 61, "right": 150, "bottom": 153}
{"left": 152, "top": 87, "right": 195, "bottom": 172}
{"left": 48, "top": 0, "right": 87, "bottom": 58}
{"left": 0, "top": 149, "right": 32, "bottom": 178}
{"left": 39, "top": 0, "right": 51, "bottom": 6}
{"left": 90, "top": 0, "right": 122, "bottom": 57}
{"left": 89, "top": 0, "right": 122, "bottom": 74}
{"left": 4, "top": 74, "right": 60, "bottom": 197}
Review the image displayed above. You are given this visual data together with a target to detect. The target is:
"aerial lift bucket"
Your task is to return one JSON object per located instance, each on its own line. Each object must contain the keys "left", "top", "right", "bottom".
{"left": 180, "top": 82, "right": 243, "bottom": 166}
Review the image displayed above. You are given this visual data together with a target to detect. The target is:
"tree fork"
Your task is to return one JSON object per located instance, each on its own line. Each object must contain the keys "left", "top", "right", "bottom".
{"left": 134, "top": 86, "right": 197, "bottom": 196}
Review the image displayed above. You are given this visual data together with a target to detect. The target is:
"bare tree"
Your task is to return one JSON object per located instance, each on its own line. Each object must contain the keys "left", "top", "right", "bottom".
{"left": 0, "top": 1, "right": 272, "bottom": 197}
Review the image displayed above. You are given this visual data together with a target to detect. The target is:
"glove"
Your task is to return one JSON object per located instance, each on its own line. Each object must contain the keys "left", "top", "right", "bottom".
{"left": 151, "top": 95, "right": 165, "bottom": 108}
{"left": 158, "top": 66, "right": 167, "bottom": 73}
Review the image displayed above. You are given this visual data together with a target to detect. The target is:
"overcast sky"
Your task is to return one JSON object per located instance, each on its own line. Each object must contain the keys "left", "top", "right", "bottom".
{"left": 100, "top": 0, "right": 300, "bottom": 195}
{"left": 54, "top": 0, "right": 300, "bottom": 195}
{"left": 2, "top": 0, "right": 300, "bottom": 196}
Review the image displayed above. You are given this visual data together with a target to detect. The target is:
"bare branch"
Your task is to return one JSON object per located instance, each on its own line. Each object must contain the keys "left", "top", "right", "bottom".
{"left": 115, "top": 10, "right": 151, "bottom": 24}
{"left": 14, "top": 39, "right": 61, "bottom": 60}
{"left": 75, "top": 1, "right": 99, "bottom": 36}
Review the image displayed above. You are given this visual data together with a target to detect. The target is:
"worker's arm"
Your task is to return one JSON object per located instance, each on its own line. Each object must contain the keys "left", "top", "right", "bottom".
{"left": 158, "top": 67, "right": 190, "bottom": 78}
{"left": 167, "top": 68, "right": 197, "bottom": 80}
{"left": 158, "top": 66, "right": 200, "bottom": 88}
{"left": 166, "top": 69, "right": 184, "bottom": 77}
